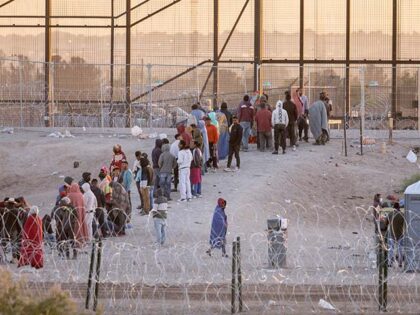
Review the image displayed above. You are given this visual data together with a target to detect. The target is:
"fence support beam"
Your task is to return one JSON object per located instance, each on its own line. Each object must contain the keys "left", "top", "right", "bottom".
{"left": 110, "top": 0, "right": 115, "bottom": 104}
{"left": 213, "top": 0, "right": 219, "bottom": 107}
{"left": 44, "top": 0, "right": 51, "bottom": 127}
{"left": 254, "top": 0, "right": 262, "bottom": 92}
{"left": 299, "top": 0, "right": 304, "bottom": 89}
{"left": 391, "top": 0, "right": 398, "bottom": 126}
{"left": 125, "top": 0, "right": 131, "bottom": 128}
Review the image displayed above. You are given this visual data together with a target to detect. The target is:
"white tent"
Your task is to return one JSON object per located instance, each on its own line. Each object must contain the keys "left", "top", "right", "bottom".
{"left": 404, "top": 180, "right": 420, "bottom": 195}
{"left": 404, "top": 180, "right": 420, "bottom": 272}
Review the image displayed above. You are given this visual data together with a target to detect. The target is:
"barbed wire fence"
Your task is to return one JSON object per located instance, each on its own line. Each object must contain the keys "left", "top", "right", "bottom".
{"left": 1, "top": 201, "right": 420, "bottom": 314}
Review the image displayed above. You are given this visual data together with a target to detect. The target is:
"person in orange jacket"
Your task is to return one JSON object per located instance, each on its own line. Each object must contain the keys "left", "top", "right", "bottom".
{"left": 205, "top": 117, "right": 219, "bottom": 170}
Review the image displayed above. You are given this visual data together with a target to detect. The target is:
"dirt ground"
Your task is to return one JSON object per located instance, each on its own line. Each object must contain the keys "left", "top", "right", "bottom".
{"left": 0, "top": 127, "right": 419, "bottom": 314}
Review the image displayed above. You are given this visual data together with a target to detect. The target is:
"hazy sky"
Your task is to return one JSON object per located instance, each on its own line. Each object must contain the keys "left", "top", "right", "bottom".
{"left": 0, "top": 0, "right": 418, "bottom": 36}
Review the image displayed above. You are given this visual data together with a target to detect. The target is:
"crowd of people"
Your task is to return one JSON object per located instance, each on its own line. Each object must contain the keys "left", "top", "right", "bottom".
{"left": 0, "top": 88, "right": 335, "bottom": 267}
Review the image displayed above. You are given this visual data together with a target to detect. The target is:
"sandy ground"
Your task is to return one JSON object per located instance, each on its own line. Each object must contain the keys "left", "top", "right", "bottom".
{"left": 0, "top": 127, "right": 419, "bottom": 314}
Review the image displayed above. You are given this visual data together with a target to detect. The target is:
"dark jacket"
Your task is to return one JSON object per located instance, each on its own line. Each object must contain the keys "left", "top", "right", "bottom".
{"left": 283, "top": 100, "right": 298, "bottom": 122}
{"left": 91, "top": 185, "right": 106, "bottom": 209}
{"left": 387, "top": 210, "right": 404, "bottom": 240}
{"left": 229, "top": 123, "right": 243, "bottom": 146}
{"left": 140, "top": 158, "right": 155, "bottom": 186}
{"left": 237, "top": 101, "right": 254, "bottom": 123}
{"left": 152, "top": 139, "right": 163, "bottom": 169}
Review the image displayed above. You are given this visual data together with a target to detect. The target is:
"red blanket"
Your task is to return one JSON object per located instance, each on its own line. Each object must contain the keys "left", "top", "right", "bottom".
{"left": 18, "top": 214, "right": 44, "bottom": 269}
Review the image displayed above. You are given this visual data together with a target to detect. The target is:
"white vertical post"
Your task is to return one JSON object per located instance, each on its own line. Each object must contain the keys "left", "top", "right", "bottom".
{"left": 360, "top": 65, "right": 366, "bottom": 135}
{"left": 19, "top": 61, "right": 23, "bottom": 128}
{"left": 147, "top": 63, "right": 152, "bottom": 129}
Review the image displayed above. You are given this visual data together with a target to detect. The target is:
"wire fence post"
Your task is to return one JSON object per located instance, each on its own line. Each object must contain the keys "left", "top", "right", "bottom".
{"left": 18, "top": 60, "right": 23, "bottom": 128}
{"left": 86, "top": 240, "right": 97, "bottom": 309}
{"left": 417, "top": 68, "right": 420, "bottom": 134}
{"left": 50, "top": 62, "right": 55, "bottom": 128}
{"left": 93, "top": 238, "right": 103, "bottom": 311}
{"left": 231, "top": 241, "right": 237, "bottom": 314}
{"left": 236, "top": 236, "right": 243, "bottom": 312}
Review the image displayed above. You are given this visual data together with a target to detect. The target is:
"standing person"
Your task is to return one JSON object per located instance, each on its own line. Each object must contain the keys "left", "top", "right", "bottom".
{"left": 177, "top": 140, "right": 193, "bottom": 202}
{"left": 67, "top": 183, "right": 88, "bottom": 247}
{"left": 220, "top": 102, "right": 233, "bottom": 127}
{"left": 158, "top": 143, "right": 177, "bottom": 200}
{"left": 56, "top": 176, "right": 73, "bottom": 206}
{"left": 191, "top": 103, "right": 205, "bottom": 124}
{"left": 91, "top": 178, "right": 109, "bottom": 238}
{"left": 119, "top": 160, "right": 133, "bottom": 222}
{"left": 177, "top": 123, "right": 192, "bottom": 147}
{"left": 323, "top": 96, "right": 333, "bottom": 142}
{"left": 295, "top": 88, "right": 309, "bottom": 142}
{"left": 110, "top": 144, "right": 127, "bottom": 172}
{"left": 98, "top": 167, "right": 112, "bottom": 207}
{"left": 190, "top": 140, "right": 203, "bottom": 198}
{"left": 225, "top": 115, "right": 243, "bottom": 171}
{"left": 386, "top": 202, "right": 405, "bottom": 268}
{"left": 216, "top": 107, "right": 229, "bottom": 160}
{"left": 151, "top": 188, "right": 168, "bottom": 246}
{"left": 206, "top": 198, "right": 228, "bottom": 258}
{"left": 18, "top": 206, "right": 43, "bottom": 269}
{"left": 205, "top": 117, "right": 219, "bottom": 170}
{"left": 283, "top": 91, "right": 299, "bottom": 151}
{"left": 133, "top": 151, "right": 143, "bottom": 210}
{"left": 237, "top": 95, "right": 254, "bottom": 151}
{"left": 139, "top": 157, "right": 154, "bottom": 215}
{"left": 271, "top": 100, "right": 289, "bottom": 155}
{"left": 108, "top": 181, "right": 130, "bottom": 236}
{"left": 152, "top": 139, "right": 163, "bottom": 196}
{"left": 255, "top": 102, "right": 273, "bottom": 152}
{"left": 309, "top": 92, "right": 329, "bottom": 145}
{"left": 170, "top": 134, "right": 181, "bottom": 192}
{"left": 190, "top": 123, "right": 203, "bottom": 150}
{"left": 81, "top": 183, "right": 97, "bottom": 243}
{"left": 78, "top": 172, "right": 91, "bottom": 188}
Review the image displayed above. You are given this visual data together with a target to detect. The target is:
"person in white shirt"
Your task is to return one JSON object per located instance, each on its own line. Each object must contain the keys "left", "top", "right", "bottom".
{"left": 170, "top": 134, "right": 181, "bottom": 192}
{"left": 271, "top": 100, "right": 289, "bottom": 155}
{"left": 177, "top": 139, "right": 193, "bottom": 202}
{"left": 82, "top": 182, "right": 98, "bottom": 242}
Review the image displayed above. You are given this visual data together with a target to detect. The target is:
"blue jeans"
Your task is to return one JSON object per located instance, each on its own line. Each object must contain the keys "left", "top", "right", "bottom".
{"left": 159, "top": 172, "right": 172, "bottom": 199}
{"left": 240, "top": 121, "right": 251, "bottom": 150}
{"left": 149, "top": 186, "right": 155, "bottom": 210}
{"left": 154, "top": 218, "right": 167, "bottom": 245}
{"left": 192, "top": 182, "right": 202, "bottom": 196}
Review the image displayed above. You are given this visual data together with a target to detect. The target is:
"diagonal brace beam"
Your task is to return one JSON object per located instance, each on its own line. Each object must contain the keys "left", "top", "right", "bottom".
{"left": 0, "top": 0, "right": 15, "bottom": 9}
{"left": 131, "top": 0, "right": 181, "bottom": 28}
{"left": 115, "top": 0, "right": 150, "bottom": 19}
{"left": 199, "top": 0, "right": 250, "bottom": 99}
{"left": 131, "top": 60, "right": 211, "bottom": 102}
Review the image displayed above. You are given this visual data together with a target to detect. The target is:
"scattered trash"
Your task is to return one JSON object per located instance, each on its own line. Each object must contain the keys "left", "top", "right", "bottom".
{"left": 47, "top": 130, "right": 75, "bottom": 138}
{"left": 131, "top": 126, "right": 143, "bottom": 137}
{"left": 347, "top": 196, "right": 364, "bottom": 200}
{"left": 50, "top": 171, "right": 59, "bottom": 176}
{"left": 318, "top": 299, "right": 336, "bottom": 311}
{"left": 352, "top": 231, "right": 358, "bottom": 234}
{"left": 194, "top": 222, "right": 202, "bottom": 225}
{"left": 118, "top": 134, "right": 128, "bottom": 139}
{"left": 1, "top": 127, "right": 14, "bottom": 134}
{"left": 74, "top": 161, "right": 80, "bottom": 168}
{"left": 149, "top": 132, "right": 158, "bottom": 139}
{"left": 58, "top": 175, "right": 65, "bottom": 178}
{"left": 284, "top": 199, "right": 291, "bottom": 204}
{"left": 82, "top": 126, "right": 86, "bottom": 131}
{"left": 406, "top": 150, "right": 418, "bottom": 164}
{"left": 159, "top": 133, "right": 168, "bottom": 140}
{"left": 362, "top": 137, "right": 376, "bottom": 145}
{"left": 335, "top": 163, "right": 339, "bottom": 167}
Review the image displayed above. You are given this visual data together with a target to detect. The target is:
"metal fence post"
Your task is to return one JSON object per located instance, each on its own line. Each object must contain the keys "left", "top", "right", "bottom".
{"left": 359, "top": 65, "right": 366, "bottom": 155}
{"left": 418, "top": 68, "right": 420, "bottom": 134}
{"left": 147, "top": 63, "right": 152, "bottom": 129}
{"left": 231, "top": 241, "right": 237, "bottom": 314}
{"left": 50, "top": 62, "right": 55, "bottom": 128}
{"left": 236, "top": 236, "right": 243, "bottom": 312}
{"left": 86, "top": 240, "right": 96, "bottom": 309}
{"left": 19, "top": 60, "right": 23, "bottom": 128}
{"left": 93, "top": 238, "right": 103, "bottom": 311}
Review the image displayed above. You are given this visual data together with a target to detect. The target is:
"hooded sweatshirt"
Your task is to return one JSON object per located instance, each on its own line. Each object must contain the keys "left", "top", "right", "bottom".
{"left": 272, "top": 100, "right": 289, "bottom": 127}
{"left": 82, "top": 183, "right": 98, "bottom": 213}
{"left": 177, "top": 124, "right": 192, "bottom": 147}
{"left": 158, "top": 144, "right": 177, "bottom": 174}
{"left": 152, "top": 139, "right": 163, "bottom": 169}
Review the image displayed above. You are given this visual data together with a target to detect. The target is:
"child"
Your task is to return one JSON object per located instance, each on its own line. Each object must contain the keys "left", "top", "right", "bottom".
{"left": 151, "top": 188, "right": 168, "bottom": 246}
{"left": 190, "top": 140, "right": 203, "bottom": 198}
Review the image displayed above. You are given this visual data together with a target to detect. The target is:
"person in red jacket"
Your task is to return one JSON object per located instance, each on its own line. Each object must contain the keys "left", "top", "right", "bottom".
{"left": 255, "top": 102, "right": 273, "bottom": 152}
{"left": 205, "top": 117, "right": 219, "bottom": 170}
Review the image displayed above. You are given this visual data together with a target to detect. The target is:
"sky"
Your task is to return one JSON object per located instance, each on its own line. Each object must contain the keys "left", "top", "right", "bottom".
{"left": 1, "top": 0, "right": 418, "bottom": 36}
